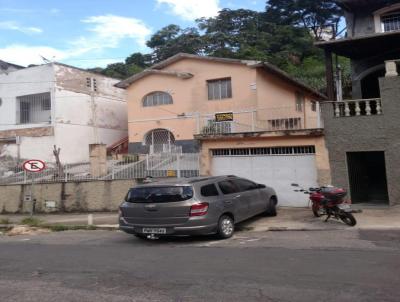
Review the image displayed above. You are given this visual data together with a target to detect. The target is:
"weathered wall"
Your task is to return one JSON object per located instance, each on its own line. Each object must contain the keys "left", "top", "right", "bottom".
{"left": 0, "top": 179, "right": 136, "bottom": 214}
{"left": 321, "top": 76, "right": 400, "bottom": 206}
{"left": 0, "top": 64, "right": 54, "bottom": 130}
{"left": 53, "top": 64, "right": 128, "bottom": 163}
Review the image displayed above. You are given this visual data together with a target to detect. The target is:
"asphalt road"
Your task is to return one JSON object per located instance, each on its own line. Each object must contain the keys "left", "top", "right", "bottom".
{"left": 0, "top": 229, "right": 399, "bottom": 302}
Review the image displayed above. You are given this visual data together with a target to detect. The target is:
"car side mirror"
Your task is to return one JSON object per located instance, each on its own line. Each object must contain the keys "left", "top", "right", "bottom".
{"left": 257, "top": 184, "right": 266, "bottom": 189}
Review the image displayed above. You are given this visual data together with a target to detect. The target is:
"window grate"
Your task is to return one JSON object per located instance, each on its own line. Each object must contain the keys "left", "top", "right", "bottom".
{"left": 212, "top": 146, "right": 316, "bottom": 157}
{"left": 17, "top": 92, "right": 51, "bottom": 124}
{"left": 382, "top": 12, "right": 400, "bottom": 32}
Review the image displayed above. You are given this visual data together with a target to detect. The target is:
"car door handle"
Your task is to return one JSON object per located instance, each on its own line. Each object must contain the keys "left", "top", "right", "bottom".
{"left": 234, "top": 195, "right": 241, "bottom": 199}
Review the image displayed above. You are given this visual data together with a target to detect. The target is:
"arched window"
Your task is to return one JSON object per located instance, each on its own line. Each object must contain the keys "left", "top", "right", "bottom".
{"left": 142, "top": 91, "right": 173, "bottom": 107}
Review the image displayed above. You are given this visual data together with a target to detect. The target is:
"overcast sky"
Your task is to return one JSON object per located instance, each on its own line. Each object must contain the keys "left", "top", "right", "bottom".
{"left": 0, "top": 0, "right": 265, "bottom": 68}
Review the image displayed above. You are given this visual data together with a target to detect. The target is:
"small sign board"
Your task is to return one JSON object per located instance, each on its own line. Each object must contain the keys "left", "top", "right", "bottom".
{"left": 22, "top": 159, "right": 46, "bottom": 172}
{"left": 45, "top": 200, "right": 57, "bottom": 209}
{"left": 167, "top": 170, "right": 177, "bottom": 177}
{"left": 215, "top": 112, "right": 233, "bottom": 122}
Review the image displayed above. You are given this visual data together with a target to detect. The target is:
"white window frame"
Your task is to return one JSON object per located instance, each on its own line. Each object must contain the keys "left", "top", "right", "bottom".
{"left": 374, "top": 3, "right": 400, "bottom": 33}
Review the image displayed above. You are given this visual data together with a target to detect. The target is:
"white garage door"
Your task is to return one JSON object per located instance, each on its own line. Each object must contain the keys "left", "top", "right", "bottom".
{"left": 211, "top": 146, "right": 318, "bottom": 207}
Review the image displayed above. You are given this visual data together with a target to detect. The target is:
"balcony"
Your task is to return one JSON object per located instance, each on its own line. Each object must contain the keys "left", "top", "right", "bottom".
{"left": 327, "top": 98, "right": 383, "bottom": 118}
{"left": 196, "top": 106, "right": 322, "bottom": 136}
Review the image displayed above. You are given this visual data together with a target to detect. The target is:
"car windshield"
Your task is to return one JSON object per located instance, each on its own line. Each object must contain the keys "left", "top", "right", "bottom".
{"left": 126, "top": 186, "right": 193, "bottom": 203}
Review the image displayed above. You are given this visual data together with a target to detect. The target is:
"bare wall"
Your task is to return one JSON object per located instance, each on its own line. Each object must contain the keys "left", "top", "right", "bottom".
{"left": 0, "top": 179, "right": 137, "bottom": 214}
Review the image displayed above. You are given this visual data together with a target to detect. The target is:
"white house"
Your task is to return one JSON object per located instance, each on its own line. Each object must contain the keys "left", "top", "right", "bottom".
{"left": 0, "top": 62, "right": 127, "bottom": 164}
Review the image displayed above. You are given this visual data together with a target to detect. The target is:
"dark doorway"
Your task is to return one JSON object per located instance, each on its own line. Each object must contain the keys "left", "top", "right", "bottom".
{"left": 347, "top": 152, "right": 389, "bottom": 204}
{"left": 361, "top": 68, "right": 385, "bottom": 99}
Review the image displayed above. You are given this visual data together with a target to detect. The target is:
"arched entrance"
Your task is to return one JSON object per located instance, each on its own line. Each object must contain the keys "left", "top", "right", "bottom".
{"left": 145, "top": 129, "right": 176, "bottom": 154}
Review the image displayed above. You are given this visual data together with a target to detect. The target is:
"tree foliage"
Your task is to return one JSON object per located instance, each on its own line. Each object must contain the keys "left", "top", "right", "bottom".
{"left": 90, "top": 1, "right": 345, "bottom": 92}
{"left": 265, "top": 0, "right": 343, "bottom": 40}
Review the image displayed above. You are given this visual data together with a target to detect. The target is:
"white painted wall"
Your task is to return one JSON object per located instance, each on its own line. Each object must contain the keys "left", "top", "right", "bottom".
{"left": 0, "top": 64, "right": 54, "bottom": 131}
{"left": 0, "top": 63, "right": 128, "bottom": 164}
{"left": 52, "top": 64, "right": 127, "bottom": 163}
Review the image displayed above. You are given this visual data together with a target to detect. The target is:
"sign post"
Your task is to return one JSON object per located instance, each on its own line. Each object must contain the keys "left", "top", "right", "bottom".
{"left": 22, "top": 160, "right": 46, "bottom": 216}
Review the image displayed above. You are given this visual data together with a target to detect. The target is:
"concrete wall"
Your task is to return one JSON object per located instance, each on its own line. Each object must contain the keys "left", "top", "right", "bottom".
{"left": 0, "top": 63, "right": 128, "bottom": 163}
{"left": 0, "top": 64, "right": 54, "bottom": 130}
{"left": 52, "top": 64, "right": 128, "bottom": 163}
{"left": 321, "top": 75, "right": 400, "bottom": 206}
{"left": 343, "top": 2, "right": 400, "bottom": 38}
{"left": 0, "top": 179, "right": 137, "bottom": 214}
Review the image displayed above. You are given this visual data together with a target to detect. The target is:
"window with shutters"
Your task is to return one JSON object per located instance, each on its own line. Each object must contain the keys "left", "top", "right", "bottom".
{"left": 207, "top": 78, "right": 232, "bottom": 100}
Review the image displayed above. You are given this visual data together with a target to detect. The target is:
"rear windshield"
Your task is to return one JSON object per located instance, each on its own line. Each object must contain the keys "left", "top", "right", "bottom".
{"left": 126, "top": 186, "right": 193, "bottom": 203}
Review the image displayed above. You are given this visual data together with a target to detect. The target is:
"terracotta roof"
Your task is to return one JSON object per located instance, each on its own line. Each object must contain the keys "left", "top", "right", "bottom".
{"left": 115, "top": 53, "right": 325, "bottom": 99}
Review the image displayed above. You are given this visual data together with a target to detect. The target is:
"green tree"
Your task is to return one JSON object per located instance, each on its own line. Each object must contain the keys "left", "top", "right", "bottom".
{"left": 265, "top": 0, "right": 343, "bottom": 40}
{"left": 125, "top": 52, "right": 153, "bottom": 68}
{"left": 197, "top": 9, "right": 267, "bottom": 59}
{"left": 101, "top": 62, "right": 143, "bottom": 79}
{"left": 146, "top": 25, "right": 204, "bottom": 62}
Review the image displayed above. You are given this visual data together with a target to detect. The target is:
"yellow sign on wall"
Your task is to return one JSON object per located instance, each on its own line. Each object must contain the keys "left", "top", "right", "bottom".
{"left": 167, "top": 170, "right": 177, "bottom": 177}
{"left": 215, "top": 112, "right": 234, "bottom": 122}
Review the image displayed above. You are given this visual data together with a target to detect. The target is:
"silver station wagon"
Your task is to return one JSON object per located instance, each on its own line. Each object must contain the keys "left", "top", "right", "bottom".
{"left": 119, "top": 175, "right": 278, "bottom": 239}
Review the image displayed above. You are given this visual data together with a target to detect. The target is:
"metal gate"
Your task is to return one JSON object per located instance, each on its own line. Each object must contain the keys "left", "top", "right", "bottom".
{"left": 145, "top": 129, "right": 181, "bottom": 154}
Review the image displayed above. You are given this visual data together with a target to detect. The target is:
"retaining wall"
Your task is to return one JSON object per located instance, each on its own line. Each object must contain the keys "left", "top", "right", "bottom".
{"left": 0, "top": 179, "right": 137, "bottom": 214}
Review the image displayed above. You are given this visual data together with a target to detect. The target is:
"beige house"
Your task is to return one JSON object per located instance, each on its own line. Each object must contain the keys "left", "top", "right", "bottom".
{"left": 116, "top": 53, "right": 330, "bottom": 207}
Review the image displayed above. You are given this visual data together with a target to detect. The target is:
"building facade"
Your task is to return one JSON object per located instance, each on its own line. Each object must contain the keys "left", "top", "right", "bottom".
{"left": 117, "top": 53, "right": 330, "bottom": 207}
{"left": 0, "top": 63, "right": 127, "bottom": 164}
{"left": 317, "top": 0, "right": 400, "bottom": 206}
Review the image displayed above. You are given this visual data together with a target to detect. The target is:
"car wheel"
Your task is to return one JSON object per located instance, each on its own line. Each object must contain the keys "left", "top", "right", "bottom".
{"left": 217, "top": 215, "right": 234, "bottom": 239}
{"left": 265, "top": 197, "right": 277, "bottom": 217}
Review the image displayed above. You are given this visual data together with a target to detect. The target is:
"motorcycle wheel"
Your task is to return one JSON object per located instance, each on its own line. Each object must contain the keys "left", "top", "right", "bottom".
{"left": 339, "top": 213, "right": 357, "bottom": 226}
{"left": 312, "top": 204, "right": 321, "bottom": 217}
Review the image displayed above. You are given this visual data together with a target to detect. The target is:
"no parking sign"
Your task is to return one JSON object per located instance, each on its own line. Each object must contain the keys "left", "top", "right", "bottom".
{"left": 22, "top": 159, "right": 46, "bottom": 173}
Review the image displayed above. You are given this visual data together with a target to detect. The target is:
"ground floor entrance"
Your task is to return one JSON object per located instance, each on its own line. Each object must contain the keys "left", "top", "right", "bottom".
{"left": 211, "top": 146, "right": 318, "bottom": 207}
{"left": 346, "top": 151, "right": 389, "bottom": 204}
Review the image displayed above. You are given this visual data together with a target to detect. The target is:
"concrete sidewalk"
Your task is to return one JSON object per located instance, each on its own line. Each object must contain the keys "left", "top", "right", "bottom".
{"left": 1, "top": 206, "right": 400, "bottom": 231}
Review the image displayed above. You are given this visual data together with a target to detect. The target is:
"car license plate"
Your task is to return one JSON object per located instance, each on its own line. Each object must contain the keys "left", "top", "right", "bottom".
{"left": 142, "top": 228, "right": 167, "bottom": 234}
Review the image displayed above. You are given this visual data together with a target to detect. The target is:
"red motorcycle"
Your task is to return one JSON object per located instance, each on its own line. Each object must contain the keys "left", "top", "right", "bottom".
{"left": 292, "top": 184, "right": 358, "bottom": 226}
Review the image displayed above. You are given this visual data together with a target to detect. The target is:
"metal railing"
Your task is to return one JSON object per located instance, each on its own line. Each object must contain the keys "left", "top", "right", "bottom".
{"left": 0, "top": 153, "right": 200, "bottom": 185}
{"left": 197, "top": 106, "right": 321, "bottom": 135}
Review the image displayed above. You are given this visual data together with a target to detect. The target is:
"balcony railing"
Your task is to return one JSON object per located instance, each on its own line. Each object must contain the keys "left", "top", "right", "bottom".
{"left": 196, "top": 106, "right": 322, "bottom": 136}
{"left": 330, "top": 98, "right": 382, "bottom": 118}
